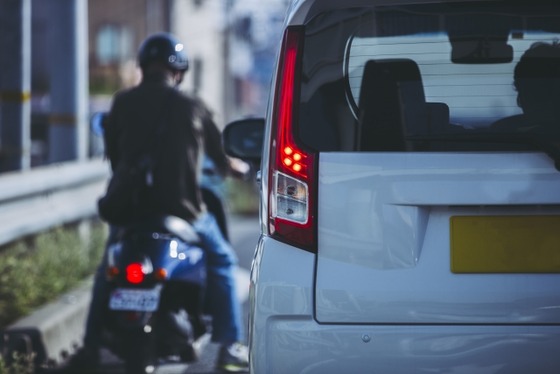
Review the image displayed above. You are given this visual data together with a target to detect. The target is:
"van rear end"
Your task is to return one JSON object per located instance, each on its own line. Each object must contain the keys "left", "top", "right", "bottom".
{"left": 246, "top": 1, "right": 560, "bottom": 372}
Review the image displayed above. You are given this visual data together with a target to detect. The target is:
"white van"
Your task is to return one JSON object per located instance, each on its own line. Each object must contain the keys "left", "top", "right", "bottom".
{"left": 223, "top": 1, "right": 560, "bottom": 372}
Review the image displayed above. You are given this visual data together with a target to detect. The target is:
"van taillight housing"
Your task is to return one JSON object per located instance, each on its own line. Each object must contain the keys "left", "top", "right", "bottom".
{"left": 269, "top": 25, "right": 317, "bottom": 252}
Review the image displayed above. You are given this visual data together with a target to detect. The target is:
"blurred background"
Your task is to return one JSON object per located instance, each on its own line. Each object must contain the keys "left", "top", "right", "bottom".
{"left": 0, "top": 2, "right": 285, "bottom": 366}
{"left": 0, "top": 0, "right": 289, "bottom": 337}
{"left": 0, "top": 0, "right": 289, "bottom": 171}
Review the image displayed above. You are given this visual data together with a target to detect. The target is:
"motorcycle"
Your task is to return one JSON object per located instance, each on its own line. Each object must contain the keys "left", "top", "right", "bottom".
{"left": 90, "top": 112, "right": 223, "bottom": 373}
{"left": 101, "top": 215, "right": 208, "bottom": 374}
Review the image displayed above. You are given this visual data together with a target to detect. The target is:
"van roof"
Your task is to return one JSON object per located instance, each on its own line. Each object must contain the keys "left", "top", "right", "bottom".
{"left": 286, "top": 0, "right": 534, "bottom": 25}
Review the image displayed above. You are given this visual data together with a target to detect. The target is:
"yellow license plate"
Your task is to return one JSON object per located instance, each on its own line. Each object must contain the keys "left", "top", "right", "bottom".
{"left": 450, "top": 215, "right": 560, "bottom": 273}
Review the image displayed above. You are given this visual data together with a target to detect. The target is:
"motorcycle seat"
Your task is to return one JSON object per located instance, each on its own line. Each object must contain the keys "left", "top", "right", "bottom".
{"left": 123, "top": 215, "right": 201, "bottom": 244}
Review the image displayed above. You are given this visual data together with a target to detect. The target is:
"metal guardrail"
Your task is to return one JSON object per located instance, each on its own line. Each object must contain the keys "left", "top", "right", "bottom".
{"left": 0, "top": 158, "right": 111, "bottom": 248}
{"left": 0, "top": 158, "right": 110, "bottom": 366}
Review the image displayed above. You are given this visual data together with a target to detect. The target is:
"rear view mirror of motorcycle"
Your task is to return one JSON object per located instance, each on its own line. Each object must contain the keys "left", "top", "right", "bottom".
{"left": 90, "top": 112, "right": 108, "bottom": 137}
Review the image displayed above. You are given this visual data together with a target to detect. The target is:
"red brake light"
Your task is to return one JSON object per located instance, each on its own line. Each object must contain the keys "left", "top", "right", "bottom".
{"left": 126, "top": 263, "right": 145, "bottom": 284}
{"left": 269, "top": 25, "right": 317, "bottom": 251}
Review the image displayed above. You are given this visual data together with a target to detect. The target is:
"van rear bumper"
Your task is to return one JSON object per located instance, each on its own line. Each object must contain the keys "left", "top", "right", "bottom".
{"left": 250, "top": 237, "right": 560, "bottom": 374}
{"left": 260, "top": 318, "right": 560, "bottom": 374}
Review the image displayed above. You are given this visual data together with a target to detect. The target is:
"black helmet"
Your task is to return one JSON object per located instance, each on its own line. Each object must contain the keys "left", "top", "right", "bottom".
{"left": 137, "top": 33, "right": 189, "bottom": 72}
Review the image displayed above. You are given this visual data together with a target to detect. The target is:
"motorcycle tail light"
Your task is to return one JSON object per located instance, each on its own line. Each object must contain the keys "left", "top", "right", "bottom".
{"left": 106, "top": 266, "right": 120, "bottom": 281}
{"left": 154, "top": 268, "right": 168, "bottom": 281}
{"left": 126, "top": 263, "right": 145, "bottom": 284}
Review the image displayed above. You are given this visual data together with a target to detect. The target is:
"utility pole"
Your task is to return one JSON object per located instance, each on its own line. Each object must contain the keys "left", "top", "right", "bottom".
{"left": 48, "top": 0, "right": 89, "bottom": 163}
{"left": 0, "top": 0, "right": 32, "bottom": 172}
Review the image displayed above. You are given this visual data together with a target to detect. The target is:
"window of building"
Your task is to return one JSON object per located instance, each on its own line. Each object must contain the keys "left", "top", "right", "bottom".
{"left": 96, "top": 24, "right": 132, "bottom": 65}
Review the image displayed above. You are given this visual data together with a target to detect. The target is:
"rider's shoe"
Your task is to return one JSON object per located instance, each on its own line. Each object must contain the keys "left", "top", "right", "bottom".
{"left": 216, "top": 342, "right": 249, "bottom": 372}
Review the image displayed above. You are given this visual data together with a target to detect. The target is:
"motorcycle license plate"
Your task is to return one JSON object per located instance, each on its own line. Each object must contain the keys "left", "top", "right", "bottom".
{"left": 109, "top": 288, "right": 160, "bottom": 312}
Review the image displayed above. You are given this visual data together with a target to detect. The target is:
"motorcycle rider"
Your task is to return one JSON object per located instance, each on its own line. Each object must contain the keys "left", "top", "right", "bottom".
{"left": 61, "top": 33, "right": 248, "bottom": 372}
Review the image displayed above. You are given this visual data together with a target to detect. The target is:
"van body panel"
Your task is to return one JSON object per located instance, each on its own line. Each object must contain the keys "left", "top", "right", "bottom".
{"left": 315, "top": 152, "right": 560, "bottom": 324}
{"left": 250, "top": 235, "right": 560, "bottom": 374}
{"left": 226, "top": 0, "right": 560, "bottom": 372}
{"left": 261, "top": 321, "right": 560, "bottom": 373}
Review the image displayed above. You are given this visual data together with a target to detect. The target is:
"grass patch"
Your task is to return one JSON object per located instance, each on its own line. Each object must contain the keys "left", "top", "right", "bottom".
{"left": 0, "top": 352, "right": 35, "bottom": 374}
{"left": 225, "top": 177, "right": 260, "bottom": 216}
{"left": 0, "top": 220, "right": 107, "bottom": 330}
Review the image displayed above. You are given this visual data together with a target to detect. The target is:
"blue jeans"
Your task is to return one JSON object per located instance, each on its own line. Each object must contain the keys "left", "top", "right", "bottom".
{"left": 84, "top": 212, "right": 244, "bottom": 348}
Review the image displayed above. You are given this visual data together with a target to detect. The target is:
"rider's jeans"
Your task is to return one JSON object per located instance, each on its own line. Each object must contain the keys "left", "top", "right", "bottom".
{"left": 84, "top": 212, "right": 244, "bottom": 349}
{"left": 192, "top": 212, "right": 244, "bottom": 344}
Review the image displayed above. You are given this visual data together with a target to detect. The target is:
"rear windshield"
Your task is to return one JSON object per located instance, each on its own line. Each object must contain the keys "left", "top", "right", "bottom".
{"left": 298, "top": 3, "right": 560, "bottom": 153}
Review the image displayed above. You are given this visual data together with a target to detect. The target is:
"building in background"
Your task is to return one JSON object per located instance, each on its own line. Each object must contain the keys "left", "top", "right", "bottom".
{"left": 87, "top": 0, "right": 288, "bottom": 125}
{"left": 226, "top": 0, "right": 289, "bottom": 120}
{"left": 88, "top": 0, "right": 172, "bottom": 93}
{"left": 171, "top": 0, "right": 230, "bottom": 125}
{"left": 29, "top": 0, "right": 287, "bottom": 165}
{"left": 87, "top": 0, "right": 172, "bottom": 117}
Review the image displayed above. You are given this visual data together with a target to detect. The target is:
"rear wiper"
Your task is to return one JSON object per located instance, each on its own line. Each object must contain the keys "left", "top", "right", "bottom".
{"left": 407, "top": 132, "right": 560, "bottom": 171}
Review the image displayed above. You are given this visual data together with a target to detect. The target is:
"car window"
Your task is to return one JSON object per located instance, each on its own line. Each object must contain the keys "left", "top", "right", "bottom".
{"left": 348, "top": 33, "right": 560, "bottom": 130}
{"left": 297, "top": 3, "right": 560, "bottom": 152}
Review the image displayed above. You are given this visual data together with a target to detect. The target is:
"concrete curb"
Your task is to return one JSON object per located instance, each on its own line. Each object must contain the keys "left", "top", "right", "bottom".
{"left": 2, "top": 278, "right": 93, "bottom": 367}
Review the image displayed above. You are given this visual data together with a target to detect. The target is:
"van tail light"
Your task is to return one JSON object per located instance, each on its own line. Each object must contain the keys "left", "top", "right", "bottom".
{"left": 269, "top": 25, "right": 317, "bottom": 252}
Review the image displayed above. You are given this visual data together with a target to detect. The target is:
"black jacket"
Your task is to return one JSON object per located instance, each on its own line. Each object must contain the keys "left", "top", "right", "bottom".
{"left": 104, "top": 71, "right": 205, "bottom": 222}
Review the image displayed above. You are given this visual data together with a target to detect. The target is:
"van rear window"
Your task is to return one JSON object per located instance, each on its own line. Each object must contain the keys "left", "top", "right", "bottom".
{"left": 297, "top": 3, "right": 560, "bottom": 153}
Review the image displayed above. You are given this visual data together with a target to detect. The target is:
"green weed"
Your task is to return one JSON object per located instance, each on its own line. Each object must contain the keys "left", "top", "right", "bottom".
{"left": 225, "top": 177, "right": 259, "bottom": 216}
{"left": 0, "top": 220, "right": 107, "bottom": 329}
{"left": 0, "top": 352, "right": 35, "bottom": 374}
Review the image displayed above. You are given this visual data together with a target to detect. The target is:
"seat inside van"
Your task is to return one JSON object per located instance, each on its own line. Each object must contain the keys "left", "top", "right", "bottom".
{"left": 357, "top": 58, "right": 450, "bottom": 151}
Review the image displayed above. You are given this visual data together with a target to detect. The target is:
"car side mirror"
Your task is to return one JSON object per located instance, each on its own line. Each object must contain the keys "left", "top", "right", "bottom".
{"left": 223, "top": 118, "right": 264, "bottom": 162}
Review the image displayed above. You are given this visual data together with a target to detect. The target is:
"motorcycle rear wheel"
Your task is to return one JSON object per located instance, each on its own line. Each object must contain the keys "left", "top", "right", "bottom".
{"left": 121, "top": 328, "right": 157, "bottom": 374}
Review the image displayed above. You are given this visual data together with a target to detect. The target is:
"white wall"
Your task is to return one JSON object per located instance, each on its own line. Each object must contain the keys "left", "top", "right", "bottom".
{"left": 171, "top": 0, "right": 229, "bottom": 127}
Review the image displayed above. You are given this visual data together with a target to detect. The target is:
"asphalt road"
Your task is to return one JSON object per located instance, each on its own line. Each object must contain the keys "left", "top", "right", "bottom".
{"left": 98, "top": 213, "right": 259, "bottom": 374}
